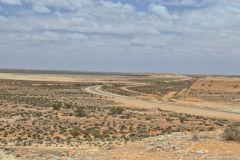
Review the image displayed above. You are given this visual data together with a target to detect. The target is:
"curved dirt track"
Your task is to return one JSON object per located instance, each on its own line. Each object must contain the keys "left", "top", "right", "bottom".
{"left": 86, "top": 85, "right": 240, "bottom": 121}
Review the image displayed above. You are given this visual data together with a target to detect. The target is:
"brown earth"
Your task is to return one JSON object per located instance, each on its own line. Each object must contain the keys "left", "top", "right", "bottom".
{"left": 0, "top": 71, "right": 240, "bottom": 160}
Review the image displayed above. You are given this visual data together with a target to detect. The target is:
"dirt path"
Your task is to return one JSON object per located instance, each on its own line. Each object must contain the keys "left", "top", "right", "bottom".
{"left": 86, "top": 85, "right": 240, "bottom": 121}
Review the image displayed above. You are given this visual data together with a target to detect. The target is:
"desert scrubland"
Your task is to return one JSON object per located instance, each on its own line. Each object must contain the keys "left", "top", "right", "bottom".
{"left": 0, "top": 70, "right": 240, "bottom": 160}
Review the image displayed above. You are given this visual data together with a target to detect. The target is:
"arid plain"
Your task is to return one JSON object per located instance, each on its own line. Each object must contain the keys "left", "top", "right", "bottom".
{"left": 0, "top": 70, "right": 240, "bottom": 160}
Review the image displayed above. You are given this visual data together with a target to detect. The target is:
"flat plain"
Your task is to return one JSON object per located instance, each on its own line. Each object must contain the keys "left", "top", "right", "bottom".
{"left": 0, "top": 70, "right": 240, "bottom": 160}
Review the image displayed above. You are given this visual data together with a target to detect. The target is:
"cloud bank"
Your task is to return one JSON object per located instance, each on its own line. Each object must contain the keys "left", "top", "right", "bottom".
{"left": 0, "top": 0, "right": 239, "bottom": 74}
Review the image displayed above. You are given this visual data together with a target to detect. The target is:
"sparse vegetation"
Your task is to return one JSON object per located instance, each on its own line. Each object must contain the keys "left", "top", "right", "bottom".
{"left": 101, "top": 84, "right": 136, "bottom": 96}
{"left": 52, "top": 104, "right": 62, "bottom": 110}
{"left": 110, "top": 107, "right": 125, "bottom": 114}
{"left": 101, "top": 85, "right": 107, "bottom": 89}
{"left": 71, "top": 126, "right": 81, "bottom": 137}
{"left": 0, "top": 74, "right": 239, "bottom": 160}
{"left": 74, "top": 106, "right": 86, "bottom": 117}
{"left": 223, "top": 123, "right": 240, "bottom": 142}
{"left": 129, "top": 80, "right": 194, "bottom": 100}
{"left": 179, "top": 116, "right": 186, "bottom": 123}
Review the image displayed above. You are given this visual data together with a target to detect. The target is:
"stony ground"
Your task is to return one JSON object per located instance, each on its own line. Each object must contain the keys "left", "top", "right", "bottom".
{"left": 1, "top": 130, "right": 240, "bottom": 160}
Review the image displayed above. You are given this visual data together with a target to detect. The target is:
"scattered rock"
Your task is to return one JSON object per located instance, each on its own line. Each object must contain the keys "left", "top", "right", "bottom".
{"left": 51, "top": 158, "right": 62, "bottom": 160}
{"left": 195, "top": 150, "right": 208, "bottom": 154}
{"left": 106, "top": 145, "right": 115, "bottom": 150}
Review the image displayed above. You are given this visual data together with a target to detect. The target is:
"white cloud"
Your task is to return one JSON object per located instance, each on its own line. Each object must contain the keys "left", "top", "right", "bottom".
{"left": 180, "top": 0, "right": 197, "bottom": 5}
{"left": 153, "top": 0, "right": 201, "bottom": 6}
{"left": 225, "top": 6, "right": 240, "bottom": 14}
{"left": 153, "top": 0, "right": 240, "bottom": 7}
{"left": 148, "top": 4, "right": 171, "bottom": 18}
{"left": 0, "top": 0, "right": 240, "bottom": 65}
{"left": 23, "top": 0, "right": 94, "bottom": 11}
{"left": 65, "top": 33, "right": 88, "bottom": 40}
{"left": 0, "top": 15, "right": 7, "bottom": 21}
{"left": 42, "top": 31, "right": 59, "bottom": 39}
{"left": 148, "top": 4, "right": 178, "bottom": 20}
{"left": 0, "top": 0, "right": 21, "bottom": 5}
{"left": 33, "top": 4, "right": 51, "bottom": 14}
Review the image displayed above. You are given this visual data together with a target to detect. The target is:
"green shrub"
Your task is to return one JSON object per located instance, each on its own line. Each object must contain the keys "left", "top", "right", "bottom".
{"left": 145, "top": 114, "right": 151, "bottom": 120}
{"left": 74, "top": 106, "right": 86, "bottom": 117}
{"left": 71, "top": 127, "right": 81, "bottom": 137}
{"left": 83, "top": 128, "right": 108, "bottom": 138}
{"left": 179, "top": 116, "right": 186, "bottom": 123}
{"left": 52, "top": 104, "right": 61, "bottom": 110}
{"left": 154, "top": 81, "right": 168, "bottom": 85}
{"left": 223, "top": 123, "right": 240, "bottom": 142}
{"left": 154, "top": 81, "right": 176, "bottom": 85}
{"left": 208, "top": 126, "right": 216, "bottom": 131}
{"left": 110, "top": 107, "right": 125, "bottom": 114}
{"left": 64, "top": 103, "right": 72, "bottom": 109}
{"left": 137, "top": 127, "right": 147, "bottom": 133}
{"left": 101, "top": 85, "right": 107, "bottom": 89}
{"left": 16, "top": 137, "right": 22, "bottom": 142}
{"left": 91, "top": 129, "right": 103, "bottom": 138}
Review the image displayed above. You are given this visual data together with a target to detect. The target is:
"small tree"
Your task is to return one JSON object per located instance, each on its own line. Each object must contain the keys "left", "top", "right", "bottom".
{"left": 110, "top": 107, "right": 125, "bottom": 114}
{"left": 74, "top": 106, "right": 86, "bottom": 117}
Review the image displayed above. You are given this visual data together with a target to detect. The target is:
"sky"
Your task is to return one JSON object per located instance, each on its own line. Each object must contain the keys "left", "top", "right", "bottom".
{"left": 0, "top": 0, "right": 240, "bottom": 75}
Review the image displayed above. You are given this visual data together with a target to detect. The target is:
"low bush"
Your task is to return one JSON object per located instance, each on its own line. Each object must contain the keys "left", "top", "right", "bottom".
{"left": 51, "top": 104, "right": 61, "bottom": 110}
{"left": 101, "top": 85, "right": 107, "bottom": 89}
{"left": 179, "top": 116, "right": 186, "bottom": 123}
{"left": 110, "top": 107, "right": 125, "bottom": 114}
{"left": 71, "top": 127, "right": 81, "bottom": 137}
{"left": 223, "top": 123, "right": 240, "bottom": 142}
{"left": 74, "top": 106, "right": 86, "bottom": 117}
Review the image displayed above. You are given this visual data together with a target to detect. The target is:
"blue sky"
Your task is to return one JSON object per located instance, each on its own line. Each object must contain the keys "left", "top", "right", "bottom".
{"left": 0, "top": 0, "right": 240, "bottom": 74}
